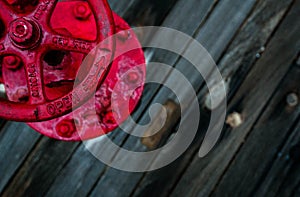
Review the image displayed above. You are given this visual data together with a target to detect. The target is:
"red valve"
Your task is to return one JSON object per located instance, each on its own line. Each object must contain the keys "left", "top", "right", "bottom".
{"left": 0, "top": 0, "right": 146, "bottom": 140}
{"left": 0, "top": 0, "right": 115, "bottom": 122}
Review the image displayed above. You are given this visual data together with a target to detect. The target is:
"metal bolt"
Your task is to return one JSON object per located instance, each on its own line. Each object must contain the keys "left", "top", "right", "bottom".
{"left": 56, "top": 119, "right": 76, "bottom": 138}
{"left": 286, "top": 93, "right": 298, "bottom": 107}
{"left": 73, "top": 3, "right": 91, "bottom": 20}
{"left": 3, "top": 55, "right": 22, "bottom": 69}
{"left": 16, "top": 88, "right": 29, "bottom": 102}
{"left": 10, "top": 19, "right": 32, "bottom": 43}
{"left": 126, "top": 71, "right": 140, "bottom": 84}
{"left": 9, "top": 18, "right": 41, "bottom": 49}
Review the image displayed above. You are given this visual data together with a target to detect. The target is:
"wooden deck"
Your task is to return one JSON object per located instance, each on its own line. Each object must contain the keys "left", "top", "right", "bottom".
{"left": 0, "top": 0, "right": 299, "bottom": 196}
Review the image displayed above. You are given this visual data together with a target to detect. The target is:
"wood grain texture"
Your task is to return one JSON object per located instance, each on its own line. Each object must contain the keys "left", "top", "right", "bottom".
{"left": 172, "top": 1, "right": 300, "bottom": 196}
{"left": 1, "top": 137, "right": 79, "bottom": 197}
{"left": 89, "top": 0, "right": 258, "bottom": 196}
{"left": 131, "top": 0, "right": 294, "bottom": 196}
{"left": 0, "top": 0, "right": 298, "bottom": 196}
{"left": 211, "top": 65, "right": 300, "bottom": 197}
{"left": 0, "top": 122, "right": 40, "bottom": 193}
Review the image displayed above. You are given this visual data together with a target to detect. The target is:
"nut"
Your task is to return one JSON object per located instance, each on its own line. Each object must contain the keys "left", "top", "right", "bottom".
{"left": 9, "top": 18, "right": 41, "bottom": 49}
{"left": 73, "top": 3, "right": 91, "bottom": 20}
{"left": 10, "top": 19, "right": 33, "bottom": 43}
{"left": 3, "top": 55, "right": 22, "bottom": 70}
{"left": 56, "top": 119, "right": 76, "bottom": 138}
{"left": 125, "top": 71, "right": 140, "bottom": 84}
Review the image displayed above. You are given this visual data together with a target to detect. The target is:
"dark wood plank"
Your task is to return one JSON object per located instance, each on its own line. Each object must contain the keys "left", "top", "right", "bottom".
{"left": 1, "top": 137, "right": 79, "bottom": 197}
{"left": 108, "top": 0, "right": 136, "bottom": 17}
{"left": 256, "top": 119, "right": 300, "bottom": 197}
{"left": 89, "top": 0, "right": 258, "bottom": 196}
{"left": 252, "top": 90, "right": 300, "bottom": 197}
{"left": 44, "top": 142, "right": 106, "bottom": 197}
{"left": 122, "top": 0, "right": 179, "bottom": 26}
{"left": 0, "top": 122, "right": 40, "bottom": 193}
{"left": 217, "top": 0, "right": 294, "bottom": 100}
{"left": 171, "top": 1, "right": 300, "bottom": 196}
{"left": 131, "top": 0, "right": 294, "bottom": 195}
{"left": 272, "top": 120, "right": 300, "bottom": 197}
{"left": 211, "top": 65, "right": 300, "bottom": 196}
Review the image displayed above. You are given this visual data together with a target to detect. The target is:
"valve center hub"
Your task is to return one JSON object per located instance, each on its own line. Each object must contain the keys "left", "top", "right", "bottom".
{"left": 9, "top": 18, "right": 41, "bottom": 49}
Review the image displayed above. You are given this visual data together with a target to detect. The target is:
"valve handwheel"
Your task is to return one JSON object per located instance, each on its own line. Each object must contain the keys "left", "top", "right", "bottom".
{"left": 0, "top": 0, "right": 115, "bottom": 122}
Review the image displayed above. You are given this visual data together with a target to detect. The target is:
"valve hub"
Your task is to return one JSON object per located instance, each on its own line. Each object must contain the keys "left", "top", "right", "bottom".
{"left": 9, "top": 18, "right": 41, "bottom": 49}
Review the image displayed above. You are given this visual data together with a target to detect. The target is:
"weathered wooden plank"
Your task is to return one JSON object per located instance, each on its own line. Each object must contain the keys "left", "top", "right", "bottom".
{"left": 44, "top": 131, "right": 125, "bottom": 197}
{"left": 44, "top": 143, "right": 106, "bottom": 197}
{"left": 89, "top": 0, "right": 258, "bottom": 196}
{"left": 1, "top": 137, "right": 79, "bottom": 197}
{"left": 255, "top": 120, "right": 300, "bottom": 197}
{"left": 171, "top": 1, "right": 300, "bottom": 196}
{"left": 131, "top": 0, "right": 294, "bottom": 195}
{"left": 122, "top": 0, "right": 179, "bottom": 26}
{"left": 211, "top": 65, "right": 300, "bottom": 196}
{"left": 271, "top": 121, "right": 300, "bottom": 197}
{"left": 0, "top": 122, "right": 40, "bottom": 193}
{"left": 217, "top": 0, "right": 294, "bottom": 100}
{"left": 109, "top": 0, "right": 179, "bottom": 26}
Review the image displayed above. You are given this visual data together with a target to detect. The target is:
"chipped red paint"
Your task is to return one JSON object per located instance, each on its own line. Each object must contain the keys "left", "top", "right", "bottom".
{"left": 0, "top": 0, "right": 146, "bottom": 140}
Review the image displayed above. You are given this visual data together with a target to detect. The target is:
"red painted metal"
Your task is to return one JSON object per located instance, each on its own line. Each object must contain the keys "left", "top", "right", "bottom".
{"left": 0, "top": 0, "right": 115, "bottom": 122}
{"left": 0, "top": 0, "right": 146, "bottom": 140}
{"left": 27, "top": 13, "right": 146, "bottom": 141}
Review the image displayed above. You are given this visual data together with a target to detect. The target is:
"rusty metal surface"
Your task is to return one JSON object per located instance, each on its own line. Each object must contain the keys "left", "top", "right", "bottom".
{"left": 0, "top": 0, "right": 146, "bottom": 140}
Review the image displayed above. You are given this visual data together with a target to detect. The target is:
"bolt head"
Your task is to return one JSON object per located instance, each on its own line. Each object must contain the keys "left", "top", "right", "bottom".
{"left": 9, "top": 18, "right": 41, "bottom": 49}
{"left": 56, "top": 119, "right": 76, "bottom": 138}
{"left": 3, "top": 56, "right": 22, "bottom": 69}
{"left": 10, "top": 19, "right": 33, "bottom": 43}
{"left": 73, "top": 3, "right": 91, "bottom": 20}
{"left": 126, "top": 71, "right": 140, "bottom": 84}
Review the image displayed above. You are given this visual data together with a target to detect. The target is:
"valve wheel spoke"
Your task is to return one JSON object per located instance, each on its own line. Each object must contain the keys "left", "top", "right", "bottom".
{"left": 24, "top": 51, "right": 47, "bottom": 104}
{"left": 0, "top": 0, "right": 115, "bottom": 122}
{"left": 30, "top": 0, "right": 57, "bottom": 27}
{"left": 44, "top": 33, "right": 98, "bottom": 54}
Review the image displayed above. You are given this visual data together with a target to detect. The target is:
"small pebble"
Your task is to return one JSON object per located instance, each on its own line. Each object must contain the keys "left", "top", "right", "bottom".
{"left": 226, "top": 112, "right": 243, "bottom": 128}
